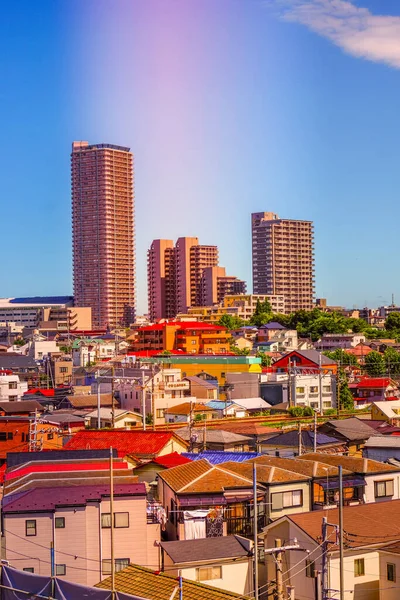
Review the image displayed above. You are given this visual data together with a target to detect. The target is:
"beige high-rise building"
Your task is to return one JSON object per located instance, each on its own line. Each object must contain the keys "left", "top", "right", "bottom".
{"left": 251, "top": 212, "right": 314, "bottom": 312}
{"left": 72, "top": 142, "right": 135, "bottom": 329}
{"left": 147, "top": 237, "right": 218, "bottom": 320}
{"left": 200, "top": 266, "right": 247, "bottom": 306}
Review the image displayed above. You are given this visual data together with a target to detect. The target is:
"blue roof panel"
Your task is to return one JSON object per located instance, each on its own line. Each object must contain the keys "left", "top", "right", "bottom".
{"left": 182, "top": 450, "right": 261, "bottom": 465}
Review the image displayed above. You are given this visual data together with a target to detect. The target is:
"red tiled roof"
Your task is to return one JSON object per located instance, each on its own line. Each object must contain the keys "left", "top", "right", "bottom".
{"left": 63, "top": 430, "right": 189, "bottom": 457}
{"left": 153, "top": 452, "right": 192, "bottom": 468}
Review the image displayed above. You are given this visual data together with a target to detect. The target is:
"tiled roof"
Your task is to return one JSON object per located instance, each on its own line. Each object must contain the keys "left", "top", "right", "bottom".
{"left": 64, "top": 430, "right": 189, "bottom": 457}
{"left": 160, "top": 535, "right": 250, "bottom": 564}
{"left": 5, "top": 460, "right": 128, "bottom": 482}
{"left": 174, "top": 427, "right": 252, "bottom": 444}
{"left": 207, "top": 422, "right": 280, "bottom": 438}
{"left": 3, "top": 483, "right": 145, "bottom": 513}
{"left": 320, "top": 417, "right": 378, "bottom": 442}
{"left": 159, "top": 459, "right": 257, "bottom": 494}
{"left": 298, "top": 453, "right": 400, "bottom": 473}
{"left": 63, "top": 394, "right": 116, "bottom": 408}
{"left": 152, "top": 452, "right": 192, "bottom": 468}
{"left": 182, "top": 451, "right": 261, "bottom": 465}
{"left": 356, "top": 377, "right": 395, "bottom": 388}
{"left": 0, "top": 400, "right": 44, "bottom": 414}
{"left": 184, "top": 376, "right": 218, "bottom": 389}
{"left": 248, "top": 455, "right": 351, "bottom": 478}
{"left": 6, "top": 448, "right": 116, "bottom": 468}
{"left": 96, "top": 563, "right": 249, "bottom": 600}
{"left": 221, "top": 461, "right": 310, "bottom": 483}
{"left": 278, "top": 500, "right": 400, "bottom": 549}
{"left": 261, "top": 430, "right": 341, "bottom": 448}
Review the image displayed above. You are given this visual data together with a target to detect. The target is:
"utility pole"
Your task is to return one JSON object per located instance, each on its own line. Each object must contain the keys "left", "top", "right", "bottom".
{"left": 298, "top": 422, "right": 302, "bottom": 456}
{"left": 111, "top": 365, "right": 115, "bottom": 429}
{"left": 314, "top": 410, "right": 317, "bottom": 453}
{"left": 203, "top": 417, "right": 207, "bottom": 451}
{"left": 253, "top": 463, "right": 259, "bottom": 600}
{"left": 275, "top": 538, "right": 283, "bottom": 600}
{"left": 141, "top": 370, "right": 146, "bottom": 431}
{"left": 189, "top": 400, "right": 194, "bottom": 451}
{"left": 339, "top": 466, "right": 344, "bottom": 600}
{"left": 336, "top": 359, "right": 341, "bottom": 419}
{"left": 321, "top": 517, "right": 328, "bottom": 600}
{"left": 318, "top": 353, "right": 323, "bottom": 414}
{"left": 97, "top": 368, "right": 101, "bottom": 429}
{"left": 110, "top": 447, "right": 115, "bottom": 600}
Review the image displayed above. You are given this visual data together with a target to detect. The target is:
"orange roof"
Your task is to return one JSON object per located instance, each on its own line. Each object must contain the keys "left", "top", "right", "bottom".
{"left": 221, "top": 461, "right": 310, "bottom": 483}
{"left": 298, "top": 453, "right": 399, "bottom": 473}
{"left": 164, "top": 403, "right": 215, "bottom": 415}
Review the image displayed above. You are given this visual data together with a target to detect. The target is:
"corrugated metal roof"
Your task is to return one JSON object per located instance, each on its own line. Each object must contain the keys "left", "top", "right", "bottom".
{"left": 182, "top": 451, "right": 260, "bottom": 465}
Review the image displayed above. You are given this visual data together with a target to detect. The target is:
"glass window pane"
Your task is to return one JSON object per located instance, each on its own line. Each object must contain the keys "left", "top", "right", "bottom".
{"left": 102, "top": 513, "right": 111, "bottom": 528}
{"left": 271, "top": 493, "right": 283, "bottom": 510}
{"left": 114, "top": 512, "right": 129, "bottom": 528}
{"left": 292, "top": 490, "right": 302, "bottom": 506}
{"left": 386, "top": 480, "right": 394, "bottom": 496}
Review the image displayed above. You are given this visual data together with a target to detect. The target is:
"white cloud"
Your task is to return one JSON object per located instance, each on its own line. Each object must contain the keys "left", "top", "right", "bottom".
{"left": 267, "top": 0, "right": 400, "bottom": 69}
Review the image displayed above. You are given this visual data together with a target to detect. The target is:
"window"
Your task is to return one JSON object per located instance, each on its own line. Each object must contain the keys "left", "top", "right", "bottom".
{"left": 310, "top": 386, "right": 318, "bottom": 393}
{"left": 23, "top": 568, "right": 34, "bottom": 573}
{"left": 156, "top": 409, "right": 165, "bottom": 419}
{"left": 55, "top": 564, "right": 66, "bottom": 576}
{"left": 196, "top": 566, "right": 222, "bottom": 582}
{"left": 221, "top": 372, "right": 226, "bottom": 378}
{"left": 387, "top": 563, "right": 396, "bottom": 582}
{"left": 47, "top": 433, "right": 54, "bottom": 440}
{"left": 296, "top": 387, "right": 305, "bottom": 395}
{"left": 101, "top": 512, "right": 129, "bottom": 528}
{"left": 102, "top": 559, "right": 130, "bottom": 574}
{"left": 8, "top": 382, "right": 17, "bottom": 390}
{"left": 375, "top": 480, "right": 394, "bottom": 498}
{"left": 59, "top": 367, "right": 68, "bottom": 373}
{"left": 323, "top": 386, "right": 331, "bottom": 393}
{"left": 234, "top": 445, "right": 244, "bottom": 452}
{"left": 271, "top": 490, "right": 303, "bottom": 511}
{"left": 306, "top": 560, "right": 316, "bottom": 578}
{"left": 26, "top": 520, "right": 36, "bottom": 536}
{"left": 55, "top": 517, "right": 65, "bottom": 529}
{"left": 8, "top": 396, "right": 17, "bottom": 402}
{"left": 354, "top": 559, "right": 365, "bottom": 577}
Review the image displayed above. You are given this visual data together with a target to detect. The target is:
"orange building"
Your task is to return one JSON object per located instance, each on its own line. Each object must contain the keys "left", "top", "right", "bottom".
{"left": 0, "top": 417, "right": 67, "bottom": 465}
{"left": 133, "top": 321, "right": 231, "bottom": 354}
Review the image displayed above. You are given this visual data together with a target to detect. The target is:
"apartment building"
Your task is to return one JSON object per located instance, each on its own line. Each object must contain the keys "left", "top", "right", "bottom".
{"left": 133, "top": 321, "right": 231, "bottom": 354}
{"left": 147, "top": 239, "right": 176, "bottom": 321}
{"left": 0, "top": 370, "right": 27, "bottom": 401}
{"left": 0, "top": 297, "right": 73, "bottom": 329}
{"left": 39, "top": 306, "right": 92, "bottom": 332}
{"left": 72, "top": 141, "right": 135, "bottom": 329}
{"left": 200, "top": 267, "right": 246, "bottom": 306}
{"left": 222, "top": 293, "right": 286, "bottom": 317}
{"left": 251, "top": 212, "right": 314, "bottom": 312}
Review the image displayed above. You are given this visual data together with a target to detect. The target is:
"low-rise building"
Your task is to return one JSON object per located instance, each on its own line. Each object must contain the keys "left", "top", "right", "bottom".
{"left": 132, "top": 321, "right": 231, "bottom": 354}
{"left": 84, "top": 408, "right": 143, "bottom": 429}
{"left": 318, "top": 417, "right": 378, "bottom": 455}
{"left": 183, "top": 375, "right": 218, "bottom": 400}
{"left": 371, "top": 400, "right": 400, "bottom": 425}
{"left": 351, "top": 377, "right": 399, "bottom": 406}
{"left": 0, "top": 370, "right": 27, "bottom": 401}
{"left": 262, "top": 371, "right": 336, "bottom": 411}
{"left": 259, "top": 431, "right": 344, "bottom": 457}
{"left": 363, "top": 436, "right": 400, "bottom": 463}
{"left": 164, "top": 402, "right": 218, "bottom": 423}
{"left": 271, "top": 350, "right": 338, "bottom": 375}
{"left": 173, "top": 427, "right": 253, "bottom": 452}
{"left": 257, "top": 322, "right": 298, "bottom": 352}
{"left": 315, "top": 333, "right": 366, "bottom": 351}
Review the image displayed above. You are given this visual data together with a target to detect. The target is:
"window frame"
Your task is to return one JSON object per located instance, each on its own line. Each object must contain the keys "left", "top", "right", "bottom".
{"left": 101, "top": 512, "right": 129, "bottom": 529}
{"left": 55, "top": 564, "right": 66, "bottom": 576}
{"left": 102, "top": 558, "right": 130, "bottom": 575}
{"left": 55, "top": 517, "right": 65, "bottom": 529}
{"left": 196, "top": 566, "right": 222, "bottom": 582}
{"left": 354, "top": 558, "right": 365, "bottom": 577}
{"left": 374, "top": 479, "right": 394, "bottom": 499}
{"left": 387, "top": 563, "right": 396, "bottom": 582}
{"left": 23, "top": 568, "right": 34, "bottom": 573}
{"left": 306, "top": 560, "right": 316, "bottom": 578}
{"left": 25, "top": 519, "right": 36, "bottom": 537}
{"left": 271, "top": 489, "right": 303, "bottom": 511}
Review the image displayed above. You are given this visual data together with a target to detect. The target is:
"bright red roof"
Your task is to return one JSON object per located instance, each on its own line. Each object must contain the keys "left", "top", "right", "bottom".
{"left": 24, "top": 388, "right": 55, "bottom": 397}
{"left": 152, "top": 452, "right": 192, "bottom": 468}
{"left": 63, "top": 430, "right": 188, "bottom": 457}
{"left": 356, "top": 378, "right": 394, "bottom": 389}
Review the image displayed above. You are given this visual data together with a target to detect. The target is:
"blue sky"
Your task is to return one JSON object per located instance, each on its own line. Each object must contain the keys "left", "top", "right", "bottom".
{"left": 2, "top": 0, "right": 400, "bottom": 313}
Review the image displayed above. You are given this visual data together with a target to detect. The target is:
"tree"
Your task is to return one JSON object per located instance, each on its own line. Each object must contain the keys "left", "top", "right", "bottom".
{"left": 324, "top": 349, "right": 358, "bottom": 367}
{"left": 218, "top": 314, "right": 244, "bottom": 330}
{"left": 338, "top": 372, "right": 355, "bottom": 411}
{"left": 364, "top": 351, "right": 385, "bottom": 377}
{"left": 386, "top": 312, "right": 400, "bottom": 331}
{"left": 384, "top": 347, "right": 400, "bottom": 376}
{"left": 249, "top": 298, "right": 273, "bottom": 327}
{"left": 256, "top": 351, "right": 271, "bottom": 367}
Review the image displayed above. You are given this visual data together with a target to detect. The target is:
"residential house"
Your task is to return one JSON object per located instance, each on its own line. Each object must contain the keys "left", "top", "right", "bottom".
{"left": 96, "top": 563, "right": 250, "bottom": 600}
{"left": 64, "top": 430, "right": 189, "bottom": 462}
{"left": 182, "top": 451, "right": 261, "bottom": 465}
{"left": 261, "top": 501, "right": 400, "bottom": 600}
{"left": 0, "top": 354, "right": 39, "bottom": 386}
{"left": 173, "top": 428, "right": 253, "bottom": 452}
{"left": 116, "top": 368, "right": 197, "bottom": 426}
{"left": 157, "top": 458, "right": 310, "bottom": 541}
{"left": 27, "top": 339, "right": 59, "bottom": 361}
{"left": 262, "top": 371, "right": 336, "bottom": 411}
{"left": 371, "top": 400, "right": 400, "bottom": 425}
{"left": 205, "top": 400, "right": 249, "bottom": 419}
{"left": 205, "top": 422, "right": 280, "bottom": 450}
{"left": 344, "top": 343, "right": 374, "bottom": 365}
{"left": 271, "top": 350, "right": 338, "bottom": 375}
{"left": 0, "top": 416, "right": 67, "bottom": 465}
{"left": 315, "top": 333, "right": 366, "bottom": 351}
{"left": 258, "top": 430, "right": 344, "bottom": 457}
{"left": 257, "top": 322, "right": 298, "bottom": 352}
{"left": 0, "top": 370, "right": 28, "bottom": 401}
{"left": 226, "top": 372, "right": 260, "bottom": 401}
{"left": 3, "top": 482, "right": 161, "bottom": 587}
{"left": 160, "top": 536, "right": 253, "bottom": 597}
{"left": 57, "top": 393, "right": 120, "bottom": 412}
{"left": 183, "top": 375, "right": 218, "bottom": 400}
{"left": 351, "top": 377, "right": 399, "bottom": 407}
{"left": 232, "top": 397, "right": 272, "bottom": 414}
{"left": 133, "top": 452, "right": 192, "bottom": 486}
{"left": 47, "top": 353, "right": 73, "bottom": 386}
{"left": 298, "top": 453, "right": 400, "bottom": 504}
{"left": 232, "top": 336, "right": 254, "bottom": 353}
{"left": 318, "top": 417, "right": 378, "bottom": 455}
{"left": 363, "top": 437, "right": 400, "bottom": 463}
{"left": 0, "top": 400, "right": 44, "bottom": 416}
{"left": 164, "top": 402, "right": 218, "bottom": 424}
{"left": 250, "top": 455, "right": 365, "bottom": 510}
{"left": 71, "top": 338, "right": 117, "bottom": 367}
{"left": 84, "top": 408, "right": 143, "bottom": 429}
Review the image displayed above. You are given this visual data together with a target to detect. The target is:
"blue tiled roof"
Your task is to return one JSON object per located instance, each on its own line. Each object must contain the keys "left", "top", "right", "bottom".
{"left": 182, "top": 450, "right": 261, "bottom": 464}
{"left": 206, "top": 401, "right": 235, "bottom": 410}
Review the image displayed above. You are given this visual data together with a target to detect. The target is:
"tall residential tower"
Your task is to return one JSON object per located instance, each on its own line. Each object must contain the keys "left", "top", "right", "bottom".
{"left": 72, "top": 141, "right": 135, "bottom": 329}
{"left": 251, "top": 212, "right": 314, "bottom": 312}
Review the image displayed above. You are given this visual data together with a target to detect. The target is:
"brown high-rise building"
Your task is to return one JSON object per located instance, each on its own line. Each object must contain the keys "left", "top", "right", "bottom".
{"left": 251, "top": 212, "right": 314, "bottom": 312}
{"left": 72, "top": 141, "right": 135, "bottom": 329}
{"left": 200, "top": 267, "right": 247, "bottom": 306}
{"left": 147, "top": 237, "right": 218, "bottom": 321}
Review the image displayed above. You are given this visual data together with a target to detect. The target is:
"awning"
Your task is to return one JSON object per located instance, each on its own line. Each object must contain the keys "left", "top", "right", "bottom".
{"left": 319, "top": 477, "right": 366, "bottom": 490}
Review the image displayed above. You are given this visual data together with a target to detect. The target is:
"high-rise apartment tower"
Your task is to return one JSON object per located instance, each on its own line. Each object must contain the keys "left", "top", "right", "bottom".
{"left": 251, "top": 212, "right": 314, "bottom": 312}
{"left": 72, "top": 141, "right": 135, "bottom": 329}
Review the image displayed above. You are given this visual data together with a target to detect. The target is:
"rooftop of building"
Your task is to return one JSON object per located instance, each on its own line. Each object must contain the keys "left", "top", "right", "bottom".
{"left": 182, "top": 451, "right": 261, "bottom": 465}
{"left": 320, "top": 417, "right": 378, "bottom": 441}
{"left": 0, "top": 297, "right": 73, "bottom": 308}
{"left": 0, "top": 400, "right": 44, "bottom": 414}
{"left": 174, "top": 428, "right": 252, "bottom": 445}
{"left": 96, "top": 563, "right": 249, "bottom": 600}
{"left": 164, "top": 403, "right": 215, "bottom": 416}
{"left": 140, "top": 355, "right": 262, "bottom": 365}
{"left": 221, "top": 461, "right": 310, "bottom": 484}
{"left": 354, "top": 377, "right": 397, "bottom": 388}
{"left": 160, "top": 535, "right": 250, "bottom": 564}
{"left": 138, "top": 321, "right": 226, "bottom": 332}
{"left": 261, "top": 430, "right": 342, "bottom": 449}
{"left": 298, "top": 453, "right": 400, "bottom": 473}
{"left": 64, "top": 429, "right": 189, "bottom": 457}
{"left": 248, "top": 455, "right": 352, "bottom": 478}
